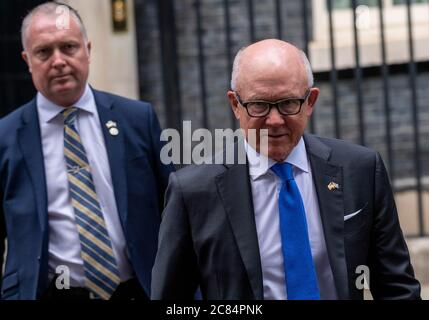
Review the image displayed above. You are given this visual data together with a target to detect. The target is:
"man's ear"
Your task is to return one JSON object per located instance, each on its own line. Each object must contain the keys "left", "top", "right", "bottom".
{"left": 305, "top": 87, "right": 319, "bottom": 117}
{"left": 86, "top": 41, "right": 92, "bottom": 62}
{"left": 227, "top": 90, "right": 241, "bottom": 120}
{"left": 22, "top": 51, "right": 32, "bottom": 73}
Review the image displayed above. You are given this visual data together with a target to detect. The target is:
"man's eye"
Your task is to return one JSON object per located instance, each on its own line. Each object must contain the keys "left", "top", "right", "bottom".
{"left": 35, "top": 48, "right": 50, "bottom": 59}
{"left": 63, "top": 44, "right": 78, "bottom": 52}
{"left": 250, "top": 102, "right": 268, "bottom": 110}
{"left": 279, "top": 100, "right": 298, "bottom": 108}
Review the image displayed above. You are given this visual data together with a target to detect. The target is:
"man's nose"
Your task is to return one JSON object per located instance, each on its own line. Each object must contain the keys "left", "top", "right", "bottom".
{"left": 265, "top": 106, "right": 285, "bottom": 126}
{"left": 51, "top": 49, "right": 66, "bottom": 68}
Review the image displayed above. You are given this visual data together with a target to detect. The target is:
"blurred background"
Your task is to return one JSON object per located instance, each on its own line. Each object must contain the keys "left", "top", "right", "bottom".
{"left": 1, "top": 0, "right": 428, "bottom": 298}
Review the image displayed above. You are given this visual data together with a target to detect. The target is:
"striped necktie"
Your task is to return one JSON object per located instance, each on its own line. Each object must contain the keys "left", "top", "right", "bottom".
{"left": 61, "top": 107, "right": 120, "bottom": 299}
{"left": 271, "top": 162, "right": 320, "bottom": 300}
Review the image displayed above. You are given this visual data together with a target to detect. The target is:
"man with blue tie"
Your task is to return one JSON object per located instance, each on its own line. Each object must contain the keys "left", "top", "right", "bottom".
{"left": 0, "top": 2, "right": 173, "bottom": 300}
{"left": 151, "top": 39, "right": 421, "bottom": 300}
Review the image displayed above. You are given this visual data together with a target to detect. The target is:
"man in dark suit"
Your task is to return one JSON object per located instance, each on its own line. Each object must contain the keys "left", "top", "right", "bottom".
{"left": 0, "top": 2, "right": 173, "bottom": 300}
{"left": 151, "top": 39, "right": 421, "bottom": 300}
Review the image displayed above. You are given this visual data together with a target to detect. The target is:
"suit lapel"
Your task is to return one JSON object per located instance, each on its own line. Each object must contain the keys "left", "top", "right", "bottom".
{"left": 17, "top": 100, "right": 48, "bottom": 231}
{"left": 304, "top": 134, "right": 349, "bottom": 299}
{"left": 215, "top": 142, "right": 264, "bottom": 300}
{"left": 93, "top": 90, "right": 128, "bottom": 228}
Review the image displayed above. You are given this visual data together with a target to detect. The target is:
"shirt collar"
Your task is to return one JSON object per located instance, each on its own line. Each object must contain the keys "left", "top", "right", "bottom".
{"left": 245, "top": 136, "right": 309, "bottom": 181}
{"left": 37, "top": 84, "right": 95, "bottom": 123}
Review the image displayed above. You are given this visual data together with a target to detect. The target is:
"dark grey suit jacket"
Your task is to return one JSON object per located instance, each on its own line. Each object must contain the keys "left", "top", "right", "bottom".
{"left": 151, "top": 134, "right": 421, "bottom": 300}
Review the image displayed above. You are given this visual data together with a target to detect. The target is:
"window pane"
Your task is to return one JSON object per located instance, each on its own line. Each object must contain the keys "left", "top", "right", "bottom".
{"left": 393, "top": 0, "right": 429, "bottom": 4}
{"left": 332, "top": 0, "right": 378, "bottom": 9}
{"left": 332, "top": 0, "right": 350, "bottom": 9}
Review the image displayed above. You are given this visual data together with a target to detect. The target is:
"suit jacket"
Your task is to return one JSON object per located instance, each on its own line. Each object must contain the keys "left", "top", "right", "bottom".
{"left": 151, "top": 134, "right": 421, "bottom": 300}
{"left": 0, "top": 89, "right": 174, "bottom": 299}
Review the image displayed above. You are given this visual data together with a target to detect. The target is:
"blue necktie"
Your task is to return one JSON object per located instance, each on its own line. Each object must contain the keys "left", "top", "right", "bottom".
{"left": 271, "top": 162, "right": 320, "bottom": 300}
{"left": 62, "top": 107, "right": 120, "bottom": 299}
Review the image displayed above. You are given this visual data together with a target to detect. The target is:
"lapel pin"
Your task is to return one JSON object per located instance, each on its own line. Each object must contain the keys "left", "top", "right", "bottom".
{"left": 327, "top": 182, "right": 339, "bottom": 191}
{"left": 106, "top": 120, "right": 117, "bottom": 129}
{"left": 106, "top": 121, "right": 119, "bottom": 136}
{"left": 109, "top": 127, "right": 119, "bottom": 136}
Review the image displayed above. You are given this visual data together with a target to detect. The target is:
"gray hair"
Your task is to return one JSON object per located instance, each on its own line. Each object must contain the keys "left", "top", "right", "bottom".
{"left": 299, "top": 50, "right": 314, "bottom": 88}
{"left": 230, "top": 45, "right": 314, "bottom": 91}
{"left": 230, "top": 47, "right": 245, "bottom": 91}
{"left": 21, "top": 1, "right": 88, "bottom": 51}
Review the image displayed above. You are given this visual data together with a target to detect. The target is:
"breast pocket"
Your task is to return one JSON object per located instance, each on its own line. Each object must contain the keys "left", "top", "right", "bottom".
{"left": 1, "top": 272, "right": 20, "bottom": 300}
{"left": 344, "top": 202, "right": 370, "bottom": 238}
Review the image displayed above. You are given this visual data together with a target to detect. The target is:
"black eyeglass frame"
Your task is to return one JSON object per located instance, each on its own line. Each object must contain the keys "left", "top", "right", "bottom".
{"left": 234, "top": 89, "right": 312, "bottom": 118}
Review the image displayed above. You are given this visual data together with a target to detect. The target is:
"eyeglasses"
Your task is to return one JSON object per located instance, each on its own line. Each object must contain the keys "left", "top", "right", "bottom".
{"left": 234, "top": 89, "right": 311, "bottom": 118}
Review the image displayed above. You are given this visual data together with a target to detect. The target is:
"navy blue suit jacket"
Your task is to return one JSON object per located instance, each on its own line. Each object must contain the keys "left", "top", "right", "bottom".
{"left": 0, "top": 89, "right": 174, "bottom": 299}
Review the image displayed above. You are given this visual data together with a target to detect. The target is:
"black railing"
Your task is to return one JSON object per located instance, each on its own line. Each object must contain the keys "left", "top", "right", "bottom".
{"left": 405, "top": 0, "right": 424, "bottom": 236}
{"left": 326, "top": 0, "right": 341, "bottom": 139}
{"left": 378, "top": 0, "right": 394, "bottom": 179}
{"left": 195, "top": 0, "right": 209, "bottom": 129}
{"left": 156, "top": 0, "right": 183, "bottom": 134}
{"left": 351, "top": 0, "right": 366, "bottom": 146}
{"left": 223, "top": 0, "right": 237, "bottom": 129}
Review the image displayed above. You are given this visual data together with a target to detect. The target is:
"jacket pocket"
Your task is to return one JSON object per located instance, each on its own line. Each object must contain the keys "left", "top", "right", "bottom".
{"left": 1, "top": 272, "right": 20, "bottom": 300}
{"left": 344, "top": 202, "right": 370, "bottom": 239}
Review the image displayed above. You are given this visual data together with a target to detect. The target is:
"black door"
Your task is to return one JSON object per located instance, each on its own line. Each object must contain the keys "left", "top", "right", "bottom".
{"left": 0, "top": 0, "right": 45, "bottom": 118}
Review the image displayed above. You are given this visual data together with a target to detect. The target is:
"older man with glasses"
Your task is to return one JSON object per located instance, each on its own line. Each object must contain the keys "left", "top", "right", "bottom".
{"left": 151, "top": 39, "right": 421, "bottom": 300}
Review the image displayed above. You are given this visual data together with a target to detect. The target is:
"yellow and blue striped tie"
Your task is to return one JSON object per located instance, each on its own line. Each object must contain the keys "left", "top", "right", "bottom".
{"left": 62, "top": 107, "right": 120, "bottom": 299}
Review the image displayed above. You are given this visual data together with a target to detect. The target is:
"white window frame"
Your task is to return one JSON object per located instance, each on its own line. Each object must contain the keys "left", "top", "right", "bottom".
{"left": 309, "top": 0, "right": 429, "bottom": 72}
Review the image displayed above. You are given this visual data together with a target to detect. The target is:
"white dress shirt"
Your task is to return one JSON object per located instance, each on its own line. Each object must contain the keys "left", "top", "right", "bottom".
{"left": 245, "top": 138, "right": 338, "bottom": 300}
{"left": 37, "top": 85, "right": 133, "bottom": 286}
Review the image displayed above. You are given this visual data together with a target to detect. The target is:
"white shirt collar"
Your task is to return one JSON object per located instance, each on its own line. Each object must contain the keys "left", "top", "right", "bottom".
{"left": 37, "top": 84, "right": 95, "bottom": 123}
{"left": 245, "top": 137, "right": 309, "bottom": 181}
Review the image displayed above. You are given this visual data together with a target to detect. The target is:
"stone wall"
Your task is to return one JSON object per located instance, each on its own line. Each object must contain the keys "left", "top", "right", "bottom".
{"left": 66, "top": 0, "right": 140, "bottom": 99}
